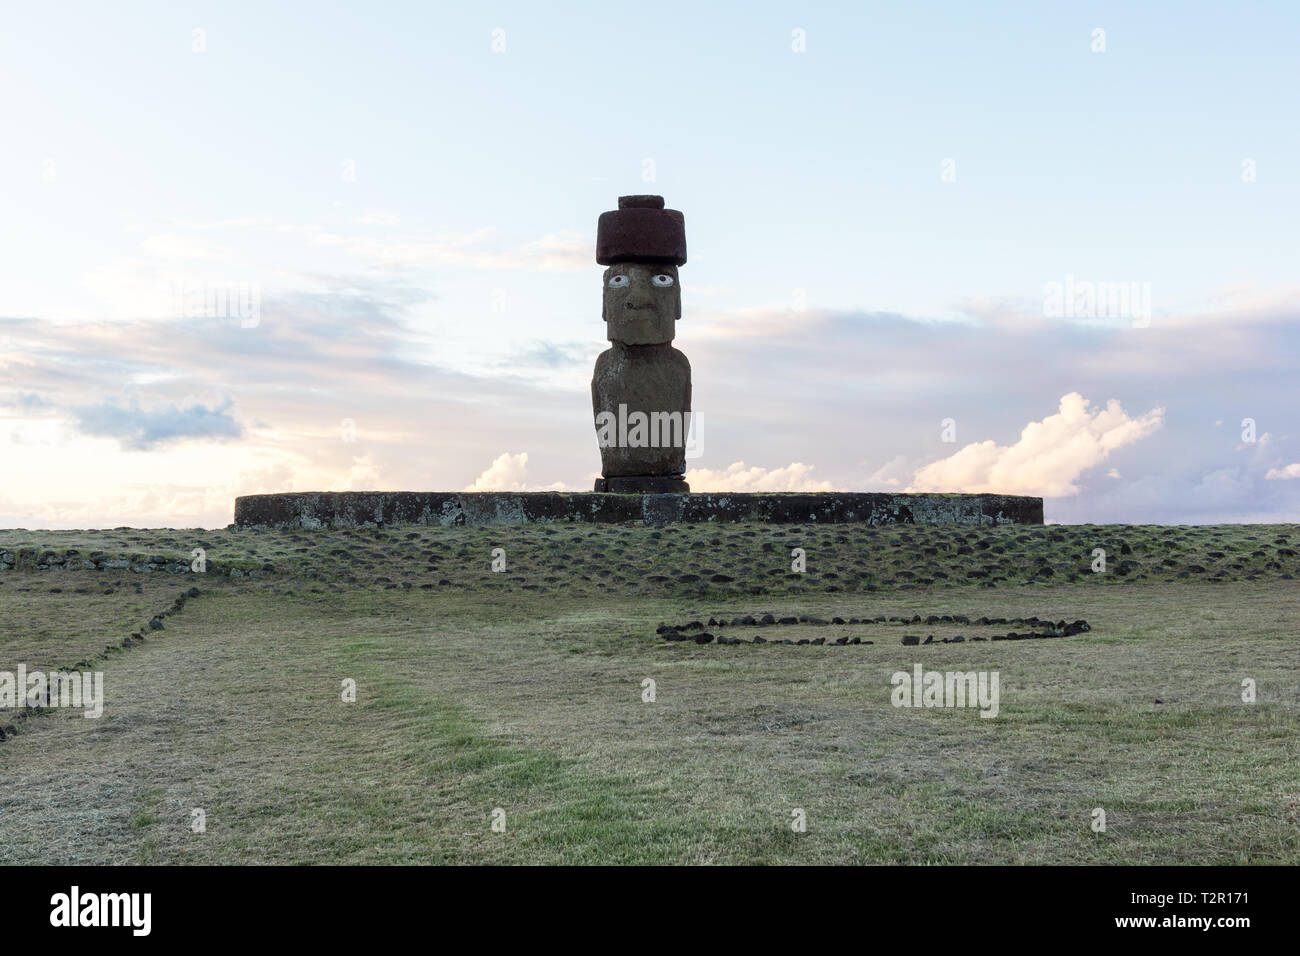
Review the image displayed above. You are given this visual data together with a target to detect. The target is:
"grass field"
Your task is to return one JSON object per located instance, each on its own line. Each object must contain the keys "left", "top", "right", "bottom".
{"left": 1, "top": 521, "right": 1298, "bottom": 864}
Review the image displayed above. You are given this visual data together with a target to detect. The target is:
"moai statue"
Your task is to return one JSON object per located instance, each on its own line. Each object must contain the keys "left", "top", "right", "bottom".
{"left": 591, "top": 195, "right": 692, "bottom": 493}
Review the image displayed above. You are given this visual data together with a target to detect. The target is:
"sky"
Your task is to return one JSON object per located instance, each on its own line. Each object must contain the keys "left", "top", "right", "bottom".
{"left": 1, "top": 0, "right": 1297, "bottom": 528}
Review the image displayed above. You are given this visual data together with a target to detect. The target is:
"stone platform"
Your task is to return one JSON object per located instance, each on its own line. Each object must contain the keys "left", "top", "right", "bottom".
{"left": 233, "top": 491, "right": 1042, "bottom": 529}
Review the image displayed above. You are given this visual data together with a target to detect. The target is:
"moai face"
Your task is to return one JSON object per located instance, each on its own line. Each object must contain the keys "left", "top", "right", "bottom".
{"left": 602, "top": 262, "right": 680, "bottom": 346}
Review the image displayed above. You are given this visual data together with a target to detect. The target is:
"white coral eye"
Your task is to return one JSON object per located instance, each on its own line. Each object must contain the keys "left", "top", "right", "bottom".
{"left": 608, "top": 274, "right": 629, "bottom": 288}
{"left": 652, "top": 274, "right": 674, "bottom": 287}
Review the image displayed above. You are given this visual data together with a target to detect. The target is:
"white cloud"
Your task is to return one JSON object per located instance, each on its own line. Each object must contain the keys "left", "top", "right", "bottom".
{"left": 685, "top": 461, "right": 834, "bottom": 492}
{"left": 865, "top": 455, "right": 912, "bottom": 488}
{"left": 462, "top": 451, "right": 570, "bottom": 492}
{"left": 340, "top": 455, "right": 382, "bottom": 490}
{"left": 690, "top": 306, "right": 830, "bottom": 341}
{"left": 907, "top": 393, "right": 1164, "bottom": 497}
{"left": 306, "top": 227, "right": 588, "bottom": 272}
{"left": 1265, "top": 463, "right": 1300, "bottom": 480}
{"left": 357, "top": 208, "right": 401, "bottom": 226}
{"left": 519, "top": 232, "right": 589, "bottom": 272}
{"left": 466, "top": 451, "right": 530, "bottom": 491}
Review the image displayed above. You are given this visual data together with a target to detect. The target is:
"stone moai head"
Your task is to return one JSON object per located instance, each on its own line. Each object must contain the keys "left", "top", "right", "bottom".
{"left": 596, "top": 195, "right": 686, "bottom": 346}
{"left": 601, "top": 263, "right": 680, "bottom": 345}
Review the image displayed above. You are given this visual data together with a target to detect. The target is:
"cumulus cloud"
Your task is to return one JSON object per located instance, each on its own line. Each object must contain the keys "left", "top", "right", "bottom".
{"left": 463, "top": 452, "right": 570, "bottom": 492}
{"left": 465, "top": 452, "right": 530, "bottom": 491}
{"left": 339, "top": 455, "right": 383, "bottom": 491}
{"left": 1265, "top": 463, "right": 1300, "bottom": 480}
{"left": 685, "top": 461, "right": 834, "bottom": 492}
{"left": 864, "top": 455, "right": 912, "bottom": 489}
{"left": 907, "top": 393, "right": 1165, "bottom": 496}
{"left": 72, "top": 397, "right": 243, "bottom": 450}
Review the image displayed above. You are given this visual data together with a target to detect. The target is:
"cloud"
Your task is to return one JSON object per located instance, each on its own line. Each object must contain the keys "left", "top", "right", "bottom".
{"left": 686, "top": 461, "right": 834, "bottom": 492}
{"left": 518, "top": 232, "right": 589, "bottom": 272}
{"left": 337, "top": 455, "right": 383, "bottom": 491}
{"left": 505, "top": 341, "right": 590, "bottom": 369}
{"left": 1, "top": 392, "right": 52, "bottom": 410}
{"left": 690, "top": 305, "right": 831, "bottom": 341}
{"left": 139, "top": 234, "right": 233, "bottom": 262}
{"left": 307, "top": 227, "right": 589, "bottom": 273}
{"left": 3, "top": 277, "right": 1297, "bottom": 526}
{"left": 463, "top": 451, "right": 570, "bottom": 492}
{"left": 466, "top": 452, "right": 529, "bottom": 491}
{"left": 907, "top": 393, "right": 1165, "bottom": 496}
{"left": 864, "top": 455, "right": 912, "bottom": 489}
{"left": 357, "top": 208, "right": 401, "bottom": 226}
{"left": 1265, "top": 463, "right": 1300, "bottom": 480}
{"left": 72, "top": 397, "right": 243, "bottom": 450}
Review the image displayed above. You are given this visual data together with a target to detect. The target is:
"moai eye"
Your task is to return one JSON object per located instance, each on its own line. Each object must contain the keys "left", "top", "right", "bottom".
{"left": 608, "top": 275, "right": 629, "bottom": 288}
{"left": 652, "top": 274, "right": 675, "bottom": 287}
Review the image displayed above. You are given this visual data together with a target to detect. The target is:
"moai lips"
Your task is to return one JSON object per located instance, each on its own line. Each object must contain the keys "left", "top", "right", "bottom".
{"left": 591, "top": 196, "right": 693, "bottom": 492}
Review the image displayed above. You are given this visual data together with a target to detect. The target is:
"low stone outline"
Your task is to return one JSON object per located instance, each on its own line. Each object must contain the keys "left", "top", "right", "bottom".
{"left": 0, "top": 587, "right": 203, "bottom": 742}
{"left": 655, "top": 612, "right": 1091, "bottom": 646}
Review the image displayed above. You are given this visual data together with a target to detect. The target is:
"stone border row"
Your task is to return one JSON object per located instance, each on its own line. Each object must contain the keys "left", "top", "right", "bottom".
{"left": 655, "top": 612, "right": 1091, "bottom": 647}
{"left": 0, "top": 586, "right": 202, "bottom": 742}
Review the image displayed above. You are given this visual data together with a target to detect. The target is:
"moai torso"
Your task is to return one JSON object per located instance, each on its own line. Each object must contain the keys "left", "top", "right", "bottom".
{"left": 592, "top": 341, "right": 692, "bottom": 478}
{"left": 591, "top": 196, "right": 692, "bottom": 492}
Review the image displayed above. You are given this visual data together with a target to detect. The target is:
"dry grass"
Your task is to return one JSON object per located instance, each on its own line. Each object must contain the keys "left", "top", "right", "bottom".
{"left": 1, "top": 521, "right": 1297, "bottom": 864}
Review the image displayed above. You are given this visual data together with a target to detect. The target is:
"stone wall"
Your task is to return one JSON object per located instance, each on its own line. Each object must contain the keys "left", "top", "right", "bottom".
{"left": 233, "top": 491, "right": 1043, "bottom": 529}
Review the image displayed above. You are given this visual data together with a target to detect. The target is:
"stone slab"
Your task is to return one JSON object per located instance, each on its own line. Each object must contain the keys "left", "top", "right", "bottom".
{"left": 233, "top": 491, "right": 1043, "bottom": 529}
{"left": 594, "top": 476, "right": 690, "bottom": 493}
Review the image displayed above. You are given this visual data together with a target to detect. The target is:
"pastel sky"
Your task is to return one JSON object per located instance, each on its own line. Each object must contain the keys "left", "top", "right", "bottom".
{"left": 2, "top": 0, "right": 1297, "bottom": 528}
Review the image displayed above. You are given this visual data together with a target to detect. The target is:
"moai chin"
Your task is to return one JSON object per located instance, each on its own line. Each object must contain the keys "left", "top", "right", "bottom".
{"left": 591, "top": 195, "right": 692, "bottom": 493}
